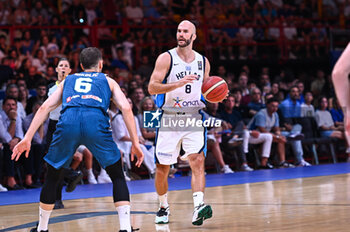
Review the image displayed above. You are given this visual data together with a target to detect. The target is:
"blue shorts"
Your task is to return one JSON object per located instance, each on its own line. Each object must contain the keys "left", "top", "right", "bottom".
{"left": 45, "top": 107, "right": 121, "bottom": 169}
{"left": 320, "top": 130, "right": 333, "bottom": 138}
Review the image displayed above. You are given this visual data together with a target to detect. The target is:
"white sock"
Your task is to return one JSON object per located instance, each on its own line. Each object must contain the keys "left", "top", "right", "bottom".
{"left": 116, "top": 205, "right": 131, "bottom": 232}
{"left": 37, "top": 207, "right": 52, "bottom": 231}
{"left": 87, "top": 169, "right": 94, "bottom": 177}
{"left": 193, "top": 192, "right": 204, "bottom": 208}
{"left": 158, "top": 193, "right": 169, "bottom": 208}
{"left": 100, "top": 168, "right": 107, "bottom": 176}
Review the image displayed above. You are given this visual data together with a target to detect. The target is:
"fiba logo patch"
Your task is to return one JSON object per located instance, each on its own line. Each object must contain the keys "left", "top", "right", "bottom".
{"left": 143, "top": 109, "right": 162, "bottom": 128}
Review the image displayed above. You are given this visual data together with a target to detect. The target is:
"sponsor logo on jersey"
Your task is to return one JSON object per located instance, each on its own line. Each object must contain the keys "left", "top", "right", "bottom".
{"left": 172, "top": 97, "right": 200, "bottom": 107}
{"left": 82, "top": 95, "right": 102, "bottom": 102}
{"left": 182, "top": 100, "right": 200, "bottom": 107}
{"left": 173, "top": 97, "right": 183, "bottom": 107}
{"left": 66, "top": 94, "right": 102, "bottom": 103}
{"left": 66, "top": 95, "right": 80, "bottom": 102}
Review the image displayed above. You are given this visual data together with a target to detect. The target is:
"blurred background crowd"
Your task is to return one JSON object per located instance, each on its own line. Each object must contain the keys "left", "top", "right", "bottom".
{"left": 0, "top": 0, "right": 349, "bottom": 192}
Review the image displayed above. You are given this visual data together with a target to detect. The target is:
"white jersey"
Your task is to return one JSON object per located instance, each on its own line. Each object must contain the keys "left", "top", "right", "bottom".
{"left": 48, "top": 83, "right": 62, "bottom": 121}
{"left": 156, "top": 48, "right": 206, "bottom": 113}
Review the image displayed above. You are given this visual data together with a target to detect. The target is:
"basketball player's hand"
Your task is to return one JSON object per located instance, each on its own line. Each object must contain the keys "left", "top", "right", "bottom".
{"left": 131, "top": 143, "right": 144, "bottom": 168}
{"left": 11, "top": 138, "right": 31, "bottom": 161}
{"left": 177, "top": 75, "right": 198, "bottom": 87}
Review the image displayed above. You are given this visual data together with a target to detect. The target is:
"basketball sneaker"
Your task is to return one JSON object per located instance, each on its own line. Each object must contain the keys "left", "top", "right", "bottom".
{"left": 0, "top": 184, "right": 8, "bottom": 192}
{"left": 192, "top": 204, "right": 212, "bottom": 226}
{"left": 30, "top": 226, "right": 48, "bottom": 232}
{"left": 155, "top": 207, "right": 170, "bottom": 224}
{"left": 220, "top": 165, "right": 234, "bottom": 174}
{"left": 119, "top": 227, "right": 139, "bottom": 232}
{"left": 65, "top": 169, "right": 83, "bottom": 192}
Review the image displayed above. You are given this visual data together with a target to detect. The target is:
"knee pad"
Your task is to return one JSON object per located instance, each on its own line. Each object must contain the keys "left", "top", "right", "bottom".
{"left": 40, "top": 165, "right": 65, "bottom": 204}
{"left": 106, "top": 160, "right": 130, "bottom": 202}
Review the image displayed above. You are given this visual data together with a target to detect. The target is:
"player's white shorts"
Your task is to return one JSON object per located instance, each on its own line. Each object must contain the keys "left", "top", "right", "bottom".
{"left": 155, "top": 113, "right": 207, "bottom": 165}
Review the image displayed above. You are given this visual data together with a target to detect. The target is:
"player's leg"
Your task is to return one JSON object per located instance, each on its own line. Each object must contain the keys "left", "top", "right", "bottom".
{"left": 53, "top": 178, "right": 64, "bottom": 209}
{"left": 83, "top": 115, "right": 132, "bottom": 231}
{"left": 187, "top": 152, "right": 212, "bottom": 226}
{"left": 31, "top": 164, "right": 65, "bottom": 232}
{"left": 182, "top": 129, "right": 213, "bottom": 226}
{"left": 155, "top": 164, "right": 171, "bottom": 224}
{"left": 105, "top": 160, "right": 133, "bottom": 232}
{"left": 154, "top": 129, "right": 181, "bottom": 224}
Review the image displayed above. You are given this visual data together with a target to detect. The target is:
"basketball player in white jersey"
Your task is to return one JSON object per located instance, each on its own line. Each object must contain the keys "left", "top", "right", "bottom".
{"left": 148, "top": 20, "right": 212, "bottom": 226}
{"left": 332, "top": 42, "right": 350, "bottom": 162}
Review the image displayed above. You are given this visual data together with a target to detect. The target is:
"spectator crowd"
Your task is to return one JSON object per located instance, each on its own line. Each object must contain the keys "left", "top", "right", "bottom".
{"left": 0, "top": 0, "right": 350, "bottom": 192}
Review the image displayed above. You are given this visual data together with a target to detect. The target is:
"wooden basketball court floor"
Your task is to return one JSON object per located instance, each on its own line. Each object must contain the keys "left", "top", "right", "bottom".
{"left": 1, "top": 163, "right": 350, "bottom": 232}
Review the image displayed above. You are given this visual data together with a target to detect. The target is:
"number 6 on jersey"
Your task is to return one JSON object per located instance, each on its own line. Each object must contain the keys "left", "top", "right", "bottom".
{"left": 75, "top": 78, "right": 92, "bottom": 93}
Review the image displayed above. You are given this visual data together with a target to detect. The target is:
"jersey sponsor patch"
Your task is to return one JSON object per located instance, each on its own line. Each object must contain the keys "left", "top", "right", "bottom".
{"left": 82, "top": 95, "right": 102, "bottom": 102}
{"left": 66, "top": 94, "right": 102, "bottom": 103}
{"left": 66, "top": 95, "right": 80, "bottom": 102}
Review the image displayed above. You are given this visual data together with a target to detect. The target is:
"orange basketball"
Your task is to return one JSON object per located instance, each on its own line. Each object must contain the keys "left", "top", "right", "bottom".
{"left": 202, "top": 76, "right": 228, "bottom": 103}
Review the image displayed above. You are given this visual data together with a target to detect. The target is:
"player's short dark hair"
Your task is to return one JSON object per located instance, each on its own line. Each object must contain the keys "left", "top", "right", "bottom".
{"left": 79, "top": 47, "right": 102, "bottom": 70}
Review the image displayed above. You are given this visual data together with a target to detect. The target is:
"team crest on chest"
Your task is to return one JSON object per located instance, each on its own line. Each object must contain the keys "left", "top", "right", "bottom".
{"left": 198, "top": 61, "right": 202, "bottom": 70}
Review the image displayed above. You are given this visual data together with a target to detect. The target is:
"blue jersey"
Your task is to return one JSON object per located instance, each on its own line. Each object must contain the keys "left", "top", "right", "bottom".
{"left": 45, "top": 71, "right": 121, "bottom": 169}
{"left": 62, "top": 72, "right": 111, "bottom": 114}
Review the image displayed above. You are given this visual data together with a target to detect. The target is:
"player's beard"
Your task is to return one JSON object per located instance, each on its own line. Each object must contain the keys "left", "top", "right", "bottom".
{"left": 178, "top": 35, "right": 193, "bottom": 48}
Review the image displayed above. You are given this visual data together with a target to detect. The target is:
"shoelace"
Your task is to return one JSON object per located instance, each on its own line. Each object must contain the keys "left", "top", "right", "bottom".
{"left": 194, "top": 203, "right": 204, "bottom": 211}
{"left": 157, "top": 207, "right": 168, "bottom": 216}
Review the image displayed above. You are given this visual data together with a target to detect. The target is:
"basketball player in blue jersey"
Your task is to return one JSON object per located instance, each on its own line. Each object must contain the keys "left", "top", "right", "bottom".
{"left": 149, "top": 20, "right": 213, "bottom": 226}
{"left": 332, "top": 42, "right": 350, "bottom": 162}
{"left": 12, "top": 47, "right": 144, "bottom": 232}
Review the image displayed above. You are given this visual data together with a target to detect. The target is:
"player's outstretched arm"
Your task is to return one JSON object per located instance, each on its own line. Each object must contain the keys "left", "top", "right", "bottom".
{"left": 332, "top": 43, "right": 350, "bottom": 110}
{"left": 108, "top": 77, "right": 144, "bottom": 167}
{"left": 11, "top": 81, "right": 64, "bottom": 161}
{"left": 332, "top": 42, "right": 350, "bottom": 144}
{"left": 148, "top": 52, "right": 197, "bottom": 95}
